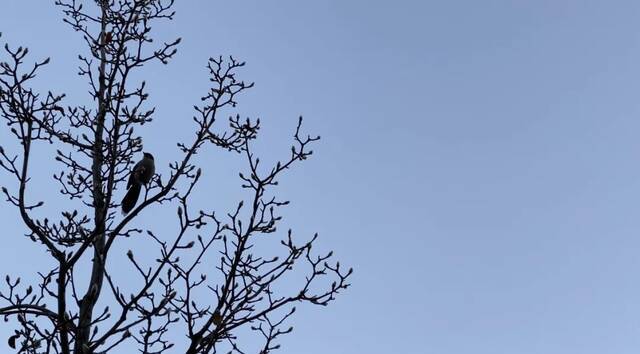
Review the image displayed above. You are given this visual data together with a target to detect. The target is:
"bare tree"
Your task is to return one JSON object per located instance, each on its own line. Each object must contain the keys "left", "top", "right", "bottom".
{"left": 0, "top": 1, "right": 351, "bottom": 353}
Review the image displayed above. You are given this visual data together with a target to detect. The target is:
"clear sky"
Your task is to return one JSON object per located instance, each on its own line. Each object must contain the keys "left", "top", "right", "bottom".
{"left": 2, "top": 1, "right": 640, "bottom": 353}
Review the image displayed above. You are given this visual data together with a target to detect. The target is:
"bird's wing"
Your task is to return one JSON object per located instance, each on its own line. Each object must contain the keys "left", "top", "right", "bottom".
{"left": 127, "top": 161, "right": 145, "bottom": 189}
{"left": 140, "top": 158, "right": 155, "bottom": 184}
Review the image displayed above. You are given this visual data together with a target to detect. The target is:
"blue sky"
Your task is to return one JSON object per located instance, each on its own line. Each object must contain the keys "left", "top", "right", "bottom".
{"left": 3, "top": 1, "right": 640, "bottom": 353}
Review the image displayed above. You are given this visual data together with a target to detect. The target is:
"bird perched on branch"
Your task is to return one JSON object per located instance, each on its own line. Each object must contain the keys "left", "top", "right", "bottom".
{"left": 121, "top": 152, "right": 155, "bottom": 214}
{"left": 103, "top": 31, "right": 112, "bottom": 46}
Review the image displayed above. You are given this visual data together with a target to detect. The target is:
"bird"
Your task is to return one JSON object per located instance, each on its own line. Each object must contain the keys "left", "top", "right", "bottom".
{"left": 103, "top": 31, "right": 112, "bottom": 45}
{"left": 212, "top": 310, "right": 223, "bottom": 326}
{"left": 121, "top": 152, "right": 155, "bottom": 214}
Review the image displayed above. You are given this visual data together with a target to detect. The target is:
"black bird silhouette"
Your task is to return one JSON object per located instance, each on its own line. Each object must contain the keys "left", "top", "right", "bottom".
{"left": 121, "top": 152, "right": 155, "bottom": 214}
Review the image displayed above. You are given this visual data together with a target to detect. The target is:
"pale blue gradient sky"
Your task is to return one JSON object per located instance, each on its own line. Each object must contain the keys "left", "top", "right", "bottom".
{"left": 2, "top": 1, "right": 640, "bottom": 353}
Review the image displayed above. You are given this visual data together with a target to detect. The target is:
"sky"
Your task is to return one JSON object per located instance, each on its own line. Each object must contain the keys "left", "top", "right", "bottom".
{"left": 2, "top": 1, "right": 640, "bottom": 353}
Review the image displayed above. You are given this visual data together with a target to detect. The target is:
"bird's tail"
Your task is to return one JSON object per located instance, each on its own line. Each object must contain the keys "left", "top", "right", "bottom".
{"left": 121, "top": 183, "right": 141, "bottom": 214}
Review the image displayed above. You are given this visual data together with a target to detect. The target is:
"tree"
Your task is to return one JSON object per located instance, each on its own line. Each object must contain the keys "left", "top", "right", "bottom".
{"left": 0, "top": 1, "right": 351, "bottom": 353}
